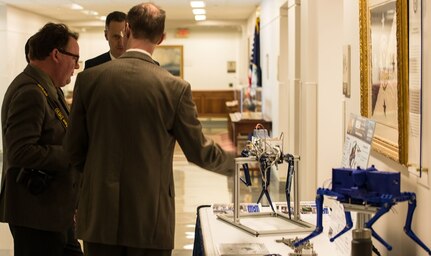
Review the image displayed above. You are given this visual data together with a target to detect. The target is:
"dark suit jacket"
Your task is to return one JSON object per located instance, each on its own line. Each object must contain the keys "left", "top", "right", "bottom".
{"left": 65, "top": 51, "right": 234, "bottom": 249}
{"left": 84, "top": 52, "right": 111, "bottom": 70}
{"left": 0, "top": 65, "right": 81, "bottom": 232}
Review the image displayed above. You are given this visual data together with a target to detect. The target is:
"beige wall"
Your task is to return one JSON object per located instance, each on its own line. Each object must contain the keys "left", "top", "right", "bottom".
{"left": 75, "top": 27, "right": 246, "bottom": 92}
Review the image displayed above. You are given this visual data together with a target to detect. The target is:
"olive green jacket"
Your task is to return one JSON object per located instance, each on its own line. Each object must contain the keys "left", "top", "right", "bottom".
{"left": 0, "top": 65, "right": 80, "bottom": 232}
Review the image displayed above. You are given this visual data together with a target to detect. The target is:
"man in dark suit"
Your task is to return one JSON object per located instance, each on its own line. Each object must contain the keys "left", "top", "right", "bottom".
{"left": 65, "top": 3, "right": 234, "bottom": 256}
{"left": 84, "top": 11, "right": 126, "bottom": 69}
{"left": 0, "top": 23, "right": 82, "bottom": 256}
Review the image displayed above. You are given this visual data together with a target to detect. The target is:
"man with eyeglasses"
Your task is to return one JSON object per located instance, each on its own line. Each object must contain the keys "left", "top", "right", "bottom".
{"left": 85, "top": 11, "right": 126, "bottom": 69}
{"left": 0, "top": 23, "right": 83, "bottom": 256}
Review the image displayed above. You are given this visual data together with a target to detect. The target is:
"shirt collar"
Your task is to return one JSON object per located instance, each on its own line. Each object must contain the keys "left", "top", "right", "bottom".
{"left": 109, "top": 51, "right": 116, "bottom": 60}
{"left": 126, "top": 48, "right": 152, "bottom": 57}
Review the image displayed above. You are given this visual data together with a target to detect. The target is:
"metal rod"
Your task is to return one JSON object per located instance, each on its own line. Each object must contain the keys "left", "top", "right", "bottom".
{"left": 234, "top": 159, "right": 240, "bottom": 223}
{"left": 217, "top": 213, "right": 314, "bottom": 236}
{"left": 356, "top": 212, "right": 371, "bottom": 229}
{"left": 293, "top": 155, "right": 300, "bottom": 220}
{"left": 342, "top": 203, "right": 379, "bottom": 215}
{"left": 233, "top": 157, "right": 257, "bottom": 224}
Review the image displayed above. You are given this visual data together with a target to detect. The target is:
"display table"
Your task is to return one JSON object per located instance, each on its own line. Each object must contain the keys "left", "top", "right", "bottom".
{"left": 194, "top": 206, "right": 337, "bottom": 255}
{"left": 228, "top": 112, "right": 272, "bottom": 148}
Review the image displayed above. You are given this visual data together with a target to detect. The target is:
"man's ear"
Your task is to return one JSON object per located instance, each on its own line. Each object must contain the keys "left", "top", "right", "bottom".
{"left": 125, "top": 23, "right": 131, "bottom": 39}
{"left": 156, "top": 33, "right": 166, "bottom": 45}
{"left": 51, "top": 48, "right": 61, "bottom": 63}
{"left": 104, "top": 29, "right": 108, "bottom": 41}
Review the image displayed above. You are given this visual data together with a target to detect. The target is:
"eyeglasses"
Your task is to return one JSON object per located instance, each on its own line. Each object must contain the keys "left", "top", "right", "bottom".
{"left": 58, "top": 48, "right": 79, "bottom": 65}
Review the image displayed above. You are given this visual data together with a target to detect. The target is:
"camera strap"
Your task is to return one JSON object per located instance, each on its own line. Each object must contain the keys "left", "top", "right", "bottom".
{"left": 36, "top": 83, "right": 68, "bottom": 129}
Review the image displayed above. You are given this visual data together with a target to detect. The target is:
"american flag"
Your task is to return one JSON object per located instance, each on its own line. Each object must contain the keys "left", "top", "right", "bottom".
{"left": 244, "top": 16, "right": 261, "bottom": 112}
{"left": 249, "top": 17, "right": 261, "bottom": 88}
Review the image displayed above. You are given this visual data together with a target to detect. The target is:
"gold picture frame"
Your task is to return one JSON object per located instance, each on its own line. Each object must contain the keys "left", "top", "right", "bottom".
{"left": 359, "top": 0, "right": 408, "bottom": 164}
{"left": 153, "top": 45, "right": 184, "bottom": 78}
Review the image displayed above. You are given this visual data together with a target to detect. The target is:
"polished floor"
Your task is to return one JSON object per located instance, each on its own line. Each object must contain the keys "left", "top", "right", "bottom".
{"left": 0, "top": 119, "right": 288, "bottom": 256}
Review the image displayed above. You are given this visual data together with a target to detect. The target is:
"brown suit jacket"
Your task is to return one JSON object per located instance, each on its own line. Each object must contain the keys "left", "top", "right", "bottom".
{"left": 0, "top": 65, "right": 80, "bottom": 232}
{"left": 65, "top": 51, "right": 234, "bottom": 249}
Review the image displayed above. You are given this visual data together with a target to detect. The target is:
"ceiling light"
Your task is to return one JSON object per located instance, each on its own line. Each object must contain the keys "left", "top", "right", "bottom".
{"left": 192, "top": 9, "right": 206, "bottom": 15}
{"left": 70, "top": 3, "right": 83, "bottom": 10}
{"left": 190, "top": 1, "right": 205, "bottom": 8}
{"left": 99, "top": 16, "right": 106, "bottom": 21}
{"left": 81, "top": 10, "right": 99, "bottom": 16}
{"left": 194, "top": 15, "right": 206, "bottom": 21}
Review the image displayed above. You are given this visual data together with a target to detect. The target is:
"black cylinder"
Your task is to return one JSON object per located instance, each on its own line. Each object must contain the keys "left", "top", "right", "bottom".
{"left": 351, "top": 228, "right": 372, "bottom": 256}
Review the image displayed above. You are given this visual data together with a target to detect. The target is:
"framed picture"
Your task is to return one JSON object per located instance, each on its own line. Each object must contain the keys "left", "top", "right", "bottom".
{"left": 359, "top": 0, "right": 408, "bottom": 164}
{"left": 153, "top": 45, "right": 184, "bottom": 78}
{"left": 227, "top": 61, "right": 236, "bottom": 73}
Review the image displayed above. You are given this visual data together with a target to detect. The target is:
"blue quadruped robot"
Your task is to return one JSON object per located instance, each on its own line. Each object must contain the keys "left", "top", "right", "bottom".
{"left": 293, "top": 166, "right": 431, "bottom": 255}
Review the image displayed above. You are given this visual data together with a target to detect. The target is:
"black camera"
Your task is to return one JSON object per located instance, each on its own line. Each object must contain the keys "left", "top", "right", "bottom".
{"left": 16, "top": 168, "right": 53, "bottom": 195}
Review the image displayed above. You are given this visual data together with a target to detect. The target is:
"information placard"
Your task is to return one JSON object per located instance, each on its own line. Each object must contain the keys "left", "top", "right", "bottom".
{"left": 341, "top": 114, "right": 376, "bottom": 169}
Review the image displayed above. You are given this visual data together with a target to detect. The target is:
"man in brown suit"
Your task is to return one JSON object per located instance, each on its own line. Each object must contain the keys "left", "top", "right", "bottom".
{"left": 0, "top": 23, "right": 82, "bottom": 256}
{"left": 65, "top": 3, "right": 234, "bottom": 256}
